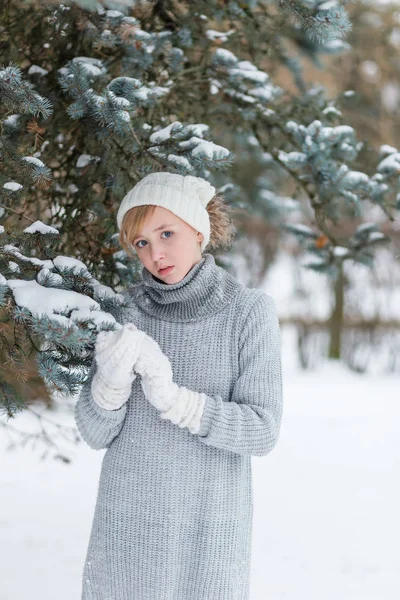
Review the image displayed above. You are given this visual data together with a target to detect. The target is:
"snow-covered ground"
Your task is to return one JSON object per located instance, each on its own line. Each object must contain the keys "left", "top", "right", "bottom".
{"left": 1, "top": 324, "right": 399, "bottom": 600}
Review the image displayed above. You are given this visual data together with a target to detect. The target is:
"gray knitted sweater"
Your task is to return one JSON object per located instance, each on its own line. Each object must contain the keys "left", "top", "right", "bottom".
{"left": 75, "top": 252, "right": 283, "bottom": 600}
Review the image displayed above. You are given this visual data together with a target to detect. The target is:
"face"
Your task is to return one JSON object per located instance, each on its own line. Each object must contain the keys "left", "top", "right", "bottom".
{"left": 132, "top": 206, "right": 204, "bottom": 284}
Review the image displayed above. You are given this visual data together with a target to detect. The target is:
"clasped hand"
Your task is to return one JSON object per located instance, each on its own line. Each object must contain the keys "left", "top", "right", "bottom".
{"left": 93, "top": 321, "right": 178, "bottom": 413}
{"left": 132, "top": 330, "right": 179, "bottom": 413}
{"left": 93, "top": 322, "right": 206, "bottom": 433}
{"left": 92, "top": 322, "right": 149, "bottom": 411}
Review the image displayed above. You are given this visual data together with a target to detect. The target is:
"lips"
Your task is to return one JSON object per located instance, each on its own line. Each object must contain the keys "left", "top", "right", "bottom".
{"left": 158, "top": 265, "right": 173, "bottom": 272}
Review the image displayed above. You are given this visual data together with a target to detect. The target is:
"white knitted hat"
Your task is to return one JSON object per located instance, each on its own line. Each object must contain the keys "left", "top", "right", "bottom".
{"left": 116, "top": 172, "right": 216, "bottom": 252}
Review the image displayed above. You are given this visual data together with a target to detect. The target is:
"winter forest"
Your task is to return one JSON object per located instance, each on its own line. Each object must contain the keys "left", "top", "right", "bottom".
{"left": 1, "top": 0, "right": 400, "bottom": 598}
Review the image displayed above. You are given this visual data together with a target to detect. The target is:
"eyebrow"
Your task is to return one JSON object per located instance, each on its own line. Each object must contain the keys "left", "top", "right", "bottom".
{"left": 133, "top": 224, "right": 176, "bottom": 242}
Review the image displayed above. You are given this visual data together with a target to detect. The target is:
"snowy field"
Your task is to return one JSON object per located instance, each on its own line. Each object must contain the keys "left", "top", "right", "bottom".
{"left": 0, "top": 330, "right": 400, "bottom": 600}
{"left": 1, "top": 324, "right": 399, "bottom": 600}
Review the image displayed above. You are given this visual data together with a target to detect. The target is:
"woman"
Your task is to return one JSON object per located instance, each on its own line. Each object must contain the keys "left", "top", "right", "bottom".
{"left": 75, "top": 171, "right": 283, "bottom": 600}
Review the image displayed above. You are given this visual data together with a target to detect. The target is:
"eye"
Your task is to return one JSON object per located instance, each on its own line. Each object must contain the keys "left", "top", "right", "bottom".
{"left": 135, "top": 231, "right": 174, "bottom": 249}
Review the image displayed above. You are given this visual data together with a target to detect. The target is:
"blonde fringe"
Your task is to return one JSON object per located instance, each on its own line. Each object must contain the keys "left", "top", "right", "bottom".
{"left": 118, "top": 191, "right": 236, "bottom": 258}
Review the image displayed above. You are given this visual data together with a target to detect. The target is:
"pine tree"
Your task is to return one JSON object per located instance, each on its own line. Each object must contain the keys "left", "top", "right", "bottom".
{"left": 0, "top": 0, "right": 398, "bottom": 443}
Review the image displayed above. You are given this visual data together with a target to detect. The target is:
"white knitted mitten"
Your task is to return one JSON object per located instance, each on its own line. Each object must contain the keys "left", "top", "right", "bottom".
{"left": 91, "top": 323, "right": 148, "bottom": 411}
{"left": 134, "top": 334, "right": 207, "bottom": 433}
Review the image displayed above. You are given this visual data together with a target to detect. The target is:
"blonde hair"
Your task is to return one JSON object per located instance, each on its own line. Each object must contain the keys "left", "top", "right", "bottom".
{"left": 118, "top": 191, "right": 236, "bottom": 258}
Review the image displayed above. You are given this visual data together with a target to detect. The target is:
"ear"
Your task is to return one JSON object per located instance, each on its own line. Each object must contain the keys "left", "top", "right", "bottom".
{"left": 197, "top": 231, "right": 204, "bottom": 242}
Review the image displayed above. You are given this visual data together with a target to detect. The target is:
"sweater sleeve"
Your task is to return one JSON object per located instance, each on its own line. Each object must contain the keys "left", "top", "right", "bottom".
{"left": 195, "top": 292, "right": 283, "bottom": 457}
{"left": 74, "top": 359, "right": 128, "bottom": 450}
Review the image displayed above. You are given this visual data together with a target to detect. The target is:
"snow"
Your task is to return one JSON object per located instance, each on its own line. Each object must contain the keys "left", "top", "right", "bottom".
{"left": 117, "top": 110, "right": 130, "bottom": 122}
{"left": 21, "top": 156, "right": 45, "bottom": 168}
{"left": 3, "top": 252, "right": 125, "bottom": 329}
{"left": 340, "top": 170, "right": 370, "bottom": 188}
{"left": 210, "top": 78, "right": 222, "bottom": 94}
{"left": 356, "top": 223, "right": 377, "bottom": 235}
{"left": 115, "top": 261, "right": 128, "bottom": 270}
{"left": 23, "top": 220, "right": 59, "bottom": 235}
{"left": 212, "top": 47, "right": 238, "bottom": 66}
{"left": 261, "top": 107, "right": 276, "bottom": 118}
{"left": 144, "top": 85, "right": 171, "bottom": 100}
{"left": 122, "top": 16, "right": 139, "bottom": 26}
{"left": 28, "top": 65, "right": 48, "bottom": 76}
{"left": 322, "top": 105, "right": 342, "bottom": 117}
{"left": 225, "top": 89, "right": 256, "bottom": 103}
{"left": 1, "top": 330, "right": 399, "bottom": 599}
{"left": 81, "top": 63, "right": 102, "bottom": 77}
{"left": 247, "top": 86, "right": 275, "bottom": 102}
{"left": 133, "top": 28, "right": 152, "bottom": 41}
{"left": 286, "top": 120, "right": 300, "bottom": 133}
{"left": 3, "top": 181, "right": 23, "bottom": 191}
{"left": 377, "top": 151, "right": 400, "bottom": 173}
{"left": 368, "top": 231, "right": 386, "bottom": 242}
{"left": 321, "top": 124, "right": 355, "bottom": 143}
{"left": 251, "top": 350, "right": 400, "bottom": 599}
{"left": 333, "top": 246, "right": 350, "bottom": 257}
{"left": 105, "top": 10, "right": 124, "bottom": 18}
{"left": 3, "top": 114, "right": 20, "bottom": 127}
{"left": 76, "top": 154, "right": 101, "bottom": 168}
{"left": 205, "top": 29, "right": 235, "bottom": 43}
{"left": 72, "top": 57, "right": 104, "bottom": 77}
{"left": 3, "top": 244, "right": 54, "bottom": 268}
{"left": 182, "top": 123, "right": 209, "bottom": 137}
{"left": 216, "top": 48, "right": 283, "bottom": 108}
{"left": 191, "top": 139, "right": 230, "bottom": 160}
{"left": 112, "top": 96, "right": 130, "bottom": 108}
{"left": 212, "top": 47, "right": 281, "bottom": 107}
{"left": 167, "top": 154, "right": 192, "bottom": 169}
{"left": 247, "top": 135, "right": 260, "bottom": 147}
{"left": 149, "top": 121, "right": 183, "bottom": 143}
{"left": 230, "top": 61, "right": 269, "bottom": 84}
{"left": 323, "top": 39, "right": 351, "bottom": 51}
{"left": 278, "top": 150, "right": 308, "bottom": 168}
{"left": 8, "top": 261, "right": 20, "bottom": 273}
{"left": 148, "top": 125, "right": 229, "bottom": 161}
{"left": 5, "top": 279, "right": 108, "bottom": 327}
{"left": 379, "top": 144, "right": 398, "bottom": 157}
{"left": 259, "top": 189, "right": 299, "bottom": 212}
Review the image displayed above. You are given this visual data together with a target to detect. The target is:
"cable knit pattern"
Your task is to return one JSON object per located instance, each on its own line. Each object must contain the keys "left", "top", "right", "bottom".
{"left": 91, "top": 368, "right": 136, "bottom": 412}
{"left": 158, "top": 386, "right": 208, "bottom": 433}
{"left": 74, "top": 252, "right": 283, "bottom": 600}
{"left": 90, "top": 323, "right": 148, "bottom": 411}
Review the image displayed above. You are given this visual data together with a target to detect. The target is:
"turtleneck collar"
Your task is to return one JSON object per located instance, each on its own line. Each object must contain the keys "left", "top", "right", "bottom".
{"left": 124, "top": 253, "right": 242, "bottom": 322}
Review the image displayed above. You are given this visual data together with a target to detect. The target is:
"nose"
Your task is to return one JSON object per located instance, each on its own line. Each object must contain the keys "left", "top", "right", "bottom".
{"left": 149, "top": 244, "right": 165, "bottom": 264}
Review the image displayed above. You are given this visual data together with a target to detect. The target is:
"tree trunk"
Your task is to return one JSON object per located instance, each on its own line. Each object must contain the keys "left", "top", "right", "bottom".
{"left": 328, "top": 264, "right": 344, "bottom": 359}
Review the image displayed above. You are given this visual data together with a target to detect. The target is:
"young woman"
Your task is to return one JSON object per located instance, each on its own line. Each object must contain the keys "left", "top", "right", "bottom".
{"left": 75, "top": 171, "right": 283, "bottom": 600}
